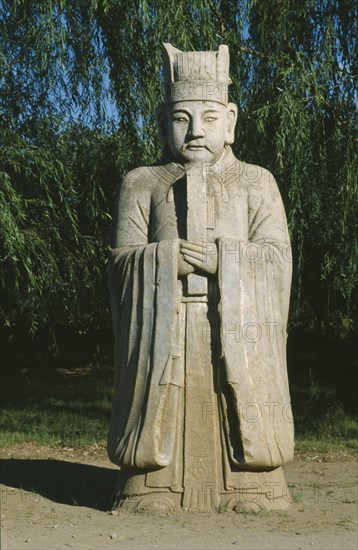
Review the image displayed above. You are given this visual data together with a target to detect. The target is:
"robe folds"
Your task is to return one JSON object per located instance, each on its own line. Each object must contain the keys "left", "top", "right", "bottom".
{"left": 108, "top": 146, "right": 294, "bottom": 474}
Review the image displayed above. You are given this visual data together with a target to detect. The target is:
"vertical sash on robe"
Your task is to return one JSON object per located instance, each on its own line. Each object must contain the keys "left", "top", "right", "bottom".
{"left": 185, "top": 164, "right": 208, "bottom": 296}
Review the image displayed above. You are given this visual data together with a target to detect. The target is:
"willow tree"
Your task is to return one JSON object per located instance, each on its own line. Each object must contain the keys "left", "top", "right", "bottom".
{"left": 0, "top": 0, "right": 356, "bottom": 357}
{"left": 0, "top": 0, "right": 116, "bottom": 346}
{"left": 98, "top": 0, "right": 357, "bottom": 334}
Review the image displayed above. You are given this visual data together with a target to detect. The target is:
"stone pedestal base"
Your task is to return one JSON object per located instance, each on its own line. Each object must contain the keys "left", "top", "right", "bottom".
{"left": 111, "top": 467, "right": 291, "bottom": 512}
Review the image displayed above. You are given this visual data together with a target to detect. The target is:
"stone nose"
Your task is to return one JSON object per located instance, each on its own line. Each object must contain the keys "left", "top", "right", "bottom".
{"left": 188, "top": 116, "right": 205, "bottom": 138}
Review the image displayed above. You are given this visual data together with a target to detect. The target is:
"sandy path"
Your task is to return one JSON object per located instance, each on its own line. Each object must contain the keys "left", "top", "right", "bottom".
{"left": 1, "top": 445, "right": 357, "bottom": 550}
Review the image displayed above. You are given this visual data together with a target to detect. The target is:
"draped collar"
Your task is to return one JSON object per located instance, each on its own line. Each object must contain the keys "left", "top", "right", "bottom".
{"left": 149, "top": 146, "right": 238, "bottom": 191}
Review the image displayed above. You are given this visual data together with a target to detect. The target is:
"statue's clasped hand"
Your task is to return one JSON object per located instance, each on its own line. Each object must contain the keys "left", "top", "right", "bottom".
{"left": 178, "top": 240, "right": 218, "bottom": 276}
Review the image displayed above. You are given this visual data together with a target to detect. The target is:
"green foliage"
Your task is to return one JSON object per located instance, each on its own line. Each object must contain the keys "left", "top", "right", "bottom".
{"left": 0, "top": 0, "right": 109, "bottom": 125}
{"left": 1, "top": 365, "right": 356, "bottom": 451}
{"left": 0, "top": 121, "right": 120, "bottom": 334}
{"left": 292, "top": 370, "right": 358, "bottom": 445}
{"left": 0, "top": 0, "right": 356, "bottom": 351}
{"left": 0, "top": 367, "right": 113, "bottom": 446}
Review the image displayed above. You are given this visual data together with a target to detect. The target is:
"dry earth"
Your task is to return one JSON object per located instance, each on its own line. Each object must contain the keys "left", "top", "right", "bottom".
{"left": 1, "top": 445, "right": 357, "bottom": 550}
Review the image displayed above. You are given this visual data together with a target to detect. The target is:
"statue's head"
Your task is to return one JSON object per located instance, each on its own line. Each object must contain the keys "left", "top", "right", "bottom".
{"left": 158, "top": 43, "right": 237, "bottom": 164}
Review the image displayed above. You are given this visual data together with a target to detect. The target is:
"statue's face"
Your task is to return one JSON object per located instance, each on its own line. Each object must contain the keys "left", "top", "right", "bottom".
{"left": 165, "top": 100, "right": 237, "bottom": 164}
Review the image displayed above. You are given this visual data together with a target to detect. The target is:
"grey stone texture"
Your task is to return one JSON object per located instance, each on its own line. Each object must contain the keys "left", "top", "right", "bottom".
{"left": 108, "top": 44, "right": 294, "bottom": 512}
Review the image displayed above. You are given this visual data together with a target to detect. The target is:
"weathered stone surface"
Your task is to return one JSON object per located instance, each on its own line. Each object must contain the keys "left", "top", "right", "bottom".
{"left": 108, "top": 43, "right": 294, "bottom": 512}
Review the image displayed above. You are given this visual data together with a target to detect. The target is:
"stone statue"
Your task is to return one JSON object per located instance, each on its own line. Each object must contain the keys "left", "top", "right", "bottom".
{"left": 108, "top": 43, "right": 294, "bottom": 512}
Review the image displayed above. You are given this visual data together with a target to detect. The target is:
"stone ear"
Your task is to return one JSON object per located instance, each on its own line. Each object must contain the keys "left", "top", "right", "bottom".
{"left": 156, "top": 104, "right": 167, "bottom": 146}
{"left": 225, "top": 102, "right": 238, "bottom": 145}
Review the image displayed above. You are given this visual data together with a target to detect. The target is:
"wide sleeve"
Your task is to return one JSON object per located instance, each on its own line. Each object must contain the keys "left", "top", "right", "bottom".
{"left": 218, "top": 168, "right": 294, "bottom": 469}
{"left": 108, "top": 171, "right": 180, "bottom": 469}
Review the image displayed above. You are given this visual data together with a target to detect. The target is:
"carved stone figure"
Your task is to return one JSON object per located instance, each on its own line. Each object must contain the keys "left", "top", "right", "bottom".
{"left": 108, "top": 43, "right": 294, "bottom": 512}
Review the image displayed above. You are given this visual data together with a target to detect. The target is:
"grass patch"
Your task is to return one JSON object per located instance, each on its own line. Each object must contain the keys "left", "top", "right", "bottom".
{"left": 0, "top": 366, "right": 113, "bottom": 447}
{"left": 295, "top": 437, "right": 358, "bottom": 453}
{"left": 291, "top": 370, "right": 358, "bottom": 453}
{"left": 1, "top": 365, "right": 357, "bottom": 452}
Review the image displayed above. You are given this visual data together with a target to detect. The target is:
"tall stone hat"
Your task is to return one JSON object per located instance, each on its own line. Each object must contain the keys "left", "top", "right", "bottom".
{"left": 162, "top": 43, "right": 232, "bottom": 105}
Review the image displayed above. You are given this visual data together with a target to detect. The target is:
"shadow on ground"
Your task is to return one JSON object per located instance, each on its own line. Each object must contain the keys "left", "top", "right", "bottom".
{"left": 0, "top": 459, "right": 118, "bottom": 511}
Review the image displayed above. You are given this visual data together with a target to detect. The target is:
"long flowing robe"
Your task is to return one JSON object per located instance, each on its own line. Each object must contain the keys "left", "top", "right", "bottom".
{"left": 108, "top": 147, "right": 294, "bottom": 508}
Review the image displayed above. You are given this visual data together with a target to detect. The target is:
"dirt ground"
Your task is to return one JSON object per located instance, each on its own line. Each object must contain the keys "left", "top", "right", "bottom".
{"left": 1, "top": 445, "right": 357, "bottom": 550}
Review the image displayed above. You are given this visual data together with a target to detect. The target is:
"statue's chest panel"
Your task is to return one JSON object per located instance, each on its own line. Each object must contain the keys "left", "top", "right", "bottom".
{"left": 150, "top": 178, "right": 187, "bottom": 242}
{"left": 149, "top": 176, "right": 249, "bottom": 243}
{"left": 209, "top": 181, "right": 248, "bottom": 242}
